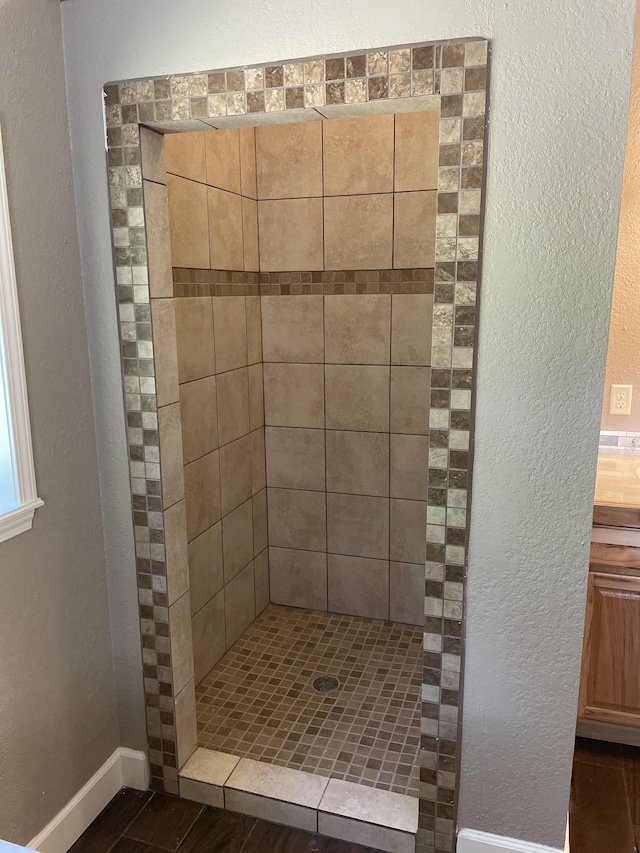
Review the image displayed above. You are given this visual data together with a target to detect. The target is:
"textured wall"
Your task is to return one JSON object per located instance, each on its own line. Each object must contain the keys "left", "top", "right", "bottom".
{"left": 0, "top": 0, "right": 119, "bottom": 844}
{"left": 59, "top": 0, "right": 635, "bottom": 847}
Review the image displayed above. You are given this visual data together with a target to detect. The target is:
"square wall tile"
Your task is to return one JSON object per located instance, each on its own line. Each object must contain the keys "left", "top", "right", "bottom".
{"left": 325, "top": 430, "right": 389, "bottom": 497}
{"left": 167, "top": 175, "right": 210, "bottom": 269}
{"left": 219, "top": 433, "right": 252, "bottom": 516}
{"left": 254, "top": 548, "right": 270, "bottom": 614}
{"left": 151, "top": 298, "right": 179, "bottom": 406}
{"left": 246, "top": 297, "right": 262, "bottom": 365}
{"left": 327, "top": 493, "right": 389, "bottom": 559}
{"left": 169, "top": 591, "right": 195, "bottom": 696}
{"left": 327, "top": 554, "right": 389, "bottom": 620}
{"left": 393, "top": 191, "right": 437, "bottom": 268}
{"left": 188, "top": 522, "right": 223, "bottom": 615}
{"left": 216, "top": 367, "right": 250, "bottom": 446}
{"left": 165, "top": 131, "right": 206, "bottom": 182}
{"left": 143, "top": 180, "right": 172, "bottom": 298}
{"left": 222, "top": 498, "right": 254, "bottom": 584}
{"left": 205, "top": 127, "right": 241, "bottom": 193}
{"left": 191, "top": 590, "right": 226, "bottom": 685}
{"left": 325, "top": 365, "right": 389, "bottom": 432}
{"left": 242, "top": 198, "right": 259, "bottom": 272}
{"left": 250, "top": 427, "right": 266, "bottom": 494}
{"left": 324, "top": 195, "right": 392, "bottom": 270}
{"left": 269, "top": 547, "right": 327, "bottom": 610}
{"left": 391, "top": 295, "right": 433, "bottom": 366}
{"left": 253, "top": 488, "right": 268, "bottom": 555}
{"left": 323, "top": 114, "right": 394, "bottom": 195}
{"left": 184, "top": 450, "right": 221, "bottom": 542}
{"left": 389, "top": 367, "right": 430, "bottom": 435}
{"left": 390, "top": 499, "right": 427, "bottom": 564}
{"left": 256, "top": 122, "right": 322, "bottom": 199}
{"left": 263, "top": 363, "right": 324, "bottom": 428}
{"left": 265, "top": 426, "right": 325, "bottom": 491}
{"left": 212, "top": 296, "right": 247, "bottom": 373}
{"left": 268, "top": 487, "right": 326, "bottom": 551}
{"left": 158, "top": 402, "right": 184, "bottom": 509}
{"left": 248, "top": 364, "right": 264, "bottom": 431}
{"left": 258, "top": 198, "right": 323, "bottom": 271}
{"left": 325, "top": 295, "right": 390, "bottom": 365}
{"left": 394, "top": 109, "right": 440, "bottom": 191}
{"left": 179, "top": 375, "right": 218, "bottom": 464}
{"left": 390, "top": 434, "right": 429, "bottom": 500}
{"left": 208, "top": 187, "right": 244, "bottom": 271}
{"left": 262, "top": 296, "right": 323, "bottom": 363}
{"left": 239, "top": 127, "right": 257, "bottom": 199}
{"left": 175, "top": 297, "right": 215, "bottom": 383}
{"left": 390, "top": 562, "right": 425, "bottom": 625}
{"left": 225, "top": 561, "right": 256, "bottom": 647}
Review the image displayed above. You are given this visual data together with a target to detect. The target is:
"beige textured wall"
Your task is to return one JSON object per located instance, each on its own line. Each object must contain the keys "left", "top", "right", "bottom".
{"left": 0, "top": 0, "right": 119, "bottom": 844}
{"left": 601, "top": 11, "right": 640, "bottom": 432}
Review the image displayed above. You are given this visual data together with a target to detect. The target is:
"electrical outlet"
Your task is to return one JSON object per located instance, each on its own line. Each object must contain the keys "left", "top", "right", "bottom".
{"left": 610, "top": 384, "right": 633, "bottom": 415}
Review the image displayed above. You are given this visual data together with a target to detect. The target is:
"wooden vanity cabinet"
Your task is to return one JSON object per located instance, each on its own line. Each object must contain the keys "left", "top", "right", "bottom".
{"left": 578, "top": 570, "right": 640, "bottom": 726}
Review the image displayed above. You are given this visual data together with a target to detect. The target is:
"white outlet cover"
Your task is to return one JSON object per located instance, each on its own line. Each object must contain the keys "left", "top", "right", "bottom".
{"left": 610, "top": 384, "right": 633, "bottom": 415}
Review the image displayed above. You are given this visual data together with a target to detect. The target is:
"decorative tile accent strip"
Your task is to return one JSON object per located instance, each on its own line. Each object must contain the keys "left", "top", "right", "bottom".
{"left": 104, "top": 36, "right": 488, "bottom": 853}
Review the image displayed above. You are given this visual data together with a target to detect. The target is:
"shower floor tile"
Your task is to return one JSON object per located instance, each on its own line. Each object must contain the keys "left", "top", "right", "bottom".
{"left": 196, "top": 605, "right": 422, "bottom": 798}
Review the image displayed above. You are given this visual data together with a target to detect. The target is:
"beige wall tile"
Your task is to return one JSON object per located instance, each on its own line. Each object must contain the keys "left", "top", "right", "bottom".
{"left": 248, "top": 364, "right": 264, "bottom": 431}
{"left": 394, "top": 110, "right": 440, "bottom": 192}
{"left": 390, "top": 562, "right": 425, "bottom": 626}
{"left": 323, "top": 114, "right": 394, "bottom": 195}
{"left": 325, "top": 365, "right": 389, "bottom": 432}
{"left": 262, "top": 296, "right": 323, "bottom": 363}
{"left": 239, "top": 127, "right": 257, "bottom": 199}
{"left": 169, "top": 591, "right": 195, "bottom": 695}
{"left": 390, "top": 434, "right": 429, "bottom": 500}
{"left": 222, "top": 498, "right": 254, "bottom": 584}
{"left": 151, "top": 299, "right": 179, "bottom": 406}
{"left": 144, "top": 180, "right": 172, "bottom": 297}
{"left": 212, "top": 296, "right": 247, "bottom": 373}
{"left": 256, "top": 122, "right": 322, "bottom": 199}
{"left": 165, "top": 131, "right": 206, "bottom": 182}
{"left": 250, "top": 428, "right": 266, "bottom": 494}
{"left": 327, "top": 554, "right": 389, "bottom": 620}
{"left": 191, "top": 590, "right": 226, "bottom": 684}
{"left": 327, "top": 493, "right": 389, "bottom": 560}
{"left": 175, "top": 679, "right": 198, "bottom": 770}
{"left": 269, "top": 547, "right": 327, "bottom": 610}
{"left": 140, "top": 127, "right": 166, "bottom": 185}
{"left": 254, "top": 549, "right": 270, "bottom": 614}
{"left": 390, "top": 499, "right": 427, "bottom": 564}
{"left": 268, "top": 487, "right": 326, "bottom": 551}
{"left": 265, "top": 427, "right": 325, "bottom": 491}
{"left": 263, "top": 363, "right": 324, "bottom": 428}
{"left": 325, "top": 430, "right": 389, "bottom": 497}
{"left": 158, "top": 402, "right": 185, "bottom": 509}
{"left": 242, "top": 197, "right": 259, "bottom": 272}
{"left": 174, "top": 297, "right": 215, "bottom": 383}
{"left": 393, "top": 191, "right": 437, "bottom": 269}
{"left": 167, "top": 175, "right": 210, "bottom": 269}
{"left": 324, "top": 195, "right": 392, "bottom": 270}
{"left": 390, "top": 367, "right": 430, "bottom": 435}
{"left": 246, "top": 297, "right": 262, "bottom": 365}
{"left": 180, "top": 375, "right": 218, "bottom": 464}
{"left": 216, "top": 367, "right": 250, "bottom": 446}
{"left": 253, "top": 489, "right": 268, "bottom": 556}
{"left": 219, "top": 433, "right": 252, "bottom": 516}
{"left": 188, "top": 522, "right": 223, "bottom": 615}
{"left": 184, "top": 450, "right": 221, "bottom": 542}
{"left": 225, "top": 561, "right": 256, "bottom": 647}
{"left": 208, "top": 187, "right": 244, "bottom": 271}
{"left": 164, "top": 499, "right": 189, "bottom": 605}
{"left": 391, "top": 294, "right": 433, "bottom": 366}
{"left": 258, "top": 198, "right": 323, "bottom": 271}
{"left": 325, "top": 295, "right": 390, "bottom": 364}
{"left": 205, "top": 127, "right": 241, "bottom": 193}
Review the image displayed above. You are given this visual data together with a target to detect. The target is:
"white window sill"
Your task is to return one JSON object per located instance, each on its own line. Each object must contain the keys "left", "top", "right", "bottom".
{"left": 0, "top": 497, "right": 44, "bottom": 544}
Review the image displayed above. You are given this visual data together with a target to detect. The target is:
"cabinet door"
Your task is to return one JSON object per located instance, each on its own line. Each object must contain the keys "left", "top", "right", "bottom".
{"left": 578, "top": 572, "right": 640, "bottom": 725}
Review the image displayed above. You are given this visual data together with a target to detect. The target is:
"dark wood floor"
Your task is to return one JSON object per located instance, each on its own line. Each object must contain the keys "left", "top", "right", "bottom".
{"left": 570, "top": 737, "right": 640, "bottom": 853}
{"left": 68, "top": 788, "right": 380, "bottom": 853}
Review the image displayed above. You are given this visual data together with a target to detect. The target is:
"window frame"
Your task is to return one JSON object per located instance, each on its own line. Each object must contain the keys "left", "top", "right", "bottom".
{"left": 0, "top": 123, "right": 43, "bottom": 543}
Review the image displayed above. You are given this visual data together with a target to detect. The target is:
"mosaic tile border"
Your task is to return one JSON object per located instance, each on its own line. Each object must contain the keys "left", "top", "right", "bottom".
{"left": 104, "top": 37, "right": 488, "bottom": 853}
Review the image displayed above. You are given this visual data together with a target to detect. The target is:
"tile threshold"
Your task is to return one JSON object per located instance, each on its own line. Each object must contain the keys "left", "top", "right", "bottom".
{"left": 179, "top": 747, "right": 418, "bottom": 853}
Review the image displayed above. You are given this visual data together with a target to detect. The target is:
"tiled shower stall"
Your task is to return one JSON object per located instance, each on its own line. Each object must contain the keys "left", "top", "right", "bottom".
{"left": 107, "top": 39, "right": 487, "bottom": 853}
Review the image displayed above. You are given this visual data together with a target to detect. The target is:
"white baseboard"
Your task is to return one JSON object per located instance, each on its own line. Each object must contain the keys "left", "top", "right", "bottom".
{"left": 27, "top": 747, "right": 148, "bottom": 853}
{"left": 457, "top": 828, "right": 564, "bottom": 853}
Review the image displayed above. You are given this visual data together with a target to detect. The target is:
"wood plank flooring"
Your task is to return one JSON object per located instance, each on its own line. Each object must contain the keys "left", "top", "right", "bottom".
{"left": 68, "top": 790, "right": 379, "bottom": 853}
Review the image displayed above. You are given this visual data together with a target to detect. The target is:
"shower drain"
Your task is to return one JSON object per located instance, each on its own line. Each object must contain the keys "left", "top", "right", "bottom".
{"left": 312, "top": 675, "right": 340, "bottom": 693}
